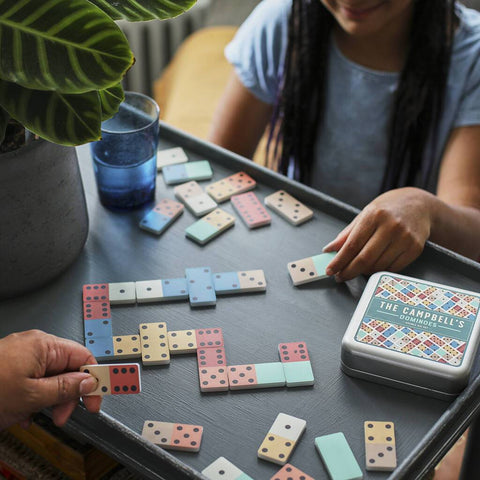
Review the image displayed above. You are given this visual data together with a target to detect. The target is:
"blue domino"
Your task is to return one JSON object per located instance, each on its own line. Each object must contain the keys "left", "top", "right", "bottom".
{"left": 213, "top": 271, "right": 240, "bottom": 294}
{"left": 283, "top": 361, "right": 315, "bottom": 387}
{"left": 139, "top": 210, "right": 172, "bottom": 235}
{"left": 162, "top": 161, "right": 213, "bottom": 185}
{"left": 161, "top": 278, "right": 189, "bottom": 300}
{"left": 185, "top": 267, "right": 216, "bottom": 306}
{"left": 85, "top": 336, "right": 115, "bottom": 360}
{"left": 84, "top": 318, "right": 113, "bottom": 339}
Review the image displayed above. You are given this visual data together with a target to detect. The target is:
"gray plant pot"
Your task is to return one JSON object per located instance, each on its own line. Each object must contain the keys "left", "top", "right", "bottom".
{"left": 0, "top": 139, "right": 89, "bottom": 299}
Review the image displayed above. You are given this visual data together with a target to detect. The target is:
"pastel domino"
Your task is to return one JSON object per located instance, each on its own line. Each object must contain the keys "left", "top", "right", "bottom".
{"left": 231, "top": 191, "right": 271, "bottom": 229}
{"left": 174, "top": 181, "right": 217, "bottom": 217}
{"left": 202, "top": 457, "right": 254, "bottom": 480}
{"left": 364, "top": 421, "right": 397, "bottom": 471}
{"left": 270, "top": 464, "right": 314, "bottom": 480}
{"left": 139, "top": 322, "right": 170, "bottom": 365}
{"left": 139, "top": 198, "right": 184, "bottom": 236}
{"left": 287, "top": 252, "right": 337, "bottom": 286}
{"left": 258, "top": 413, "right": 306, "bottom": 465}
{"left": 227, "top": 363, "right": 285, "bottom": 390}
{"left": 264, "top": 190, "right": 313, "bottom": 226}
{"left": 156, "top": 147, "right": 188, "bottom": 171}
{"left": 79, "top": 363, "right": 141, "bottom": 395}
{"left": 108, "top": 282, "right": 136, "bottom": 304}
{"left": 135, "top": 278, "right": 188, "bottom": 303}
{"left": 213, "top": 270, "right": 266, "bottom": 294}
{"left": 278, "top": 342, "right": 314, "bottom": 387}
{"left": 142, "top": 420, "right": 203, "bottom": 452}
{"left": 162, "top": 160, "right": 213, "bottom": 185}
{"left": 185, "top": 208, "right": 235, "bottom": 245}
{"left": 206, "top": 171, "right": 256, "bottom": 203}
{"left": 113, "top": 335, "right": 142, "bottom": 359}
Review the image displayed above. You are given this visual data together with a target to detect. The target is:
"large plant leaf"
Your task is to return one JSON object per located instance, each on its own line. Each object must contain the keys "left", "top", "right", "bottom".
{"left": 99, "top": 83, "right": 124, "bottom": 121}
{"left": 0, "top": 0, "right": 133, "bottom": 94}
{"left": 0, "top": 106, "right": 8, "bottom": 144}
{"left": 0, "top": 79, "right": 102, "bottom": 145}
{"left": 88, "top": 0, "right": 196, "bottom": 22}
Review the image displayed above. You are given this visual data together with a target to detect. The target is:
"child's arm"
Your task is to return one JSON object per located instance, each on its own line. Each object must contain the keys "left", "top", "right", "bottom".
{"left": 208, "top": 72, "right": 273, "bottom": 159}
{"left": 323, "top": 125, "right": 480, "bottom": 281}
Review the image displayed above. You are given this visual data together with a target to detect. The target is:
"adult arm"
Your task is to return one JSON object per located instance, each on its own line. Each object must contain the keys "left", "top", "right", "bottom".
{"left": 208, "top": 72, "right": 273, "bottom": 159}
{"left": 0, "top": 330, "right": 102, "bottom": 429}
{"left": 323, "top": 125, "right": 480, "bottom": 281}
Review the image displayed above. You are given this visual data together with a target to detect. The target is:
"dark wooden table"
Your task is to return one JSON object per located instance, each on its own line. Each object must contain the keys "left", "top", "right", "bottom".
{"left": 1, "top": 123, "right": 480, "bottom": 480}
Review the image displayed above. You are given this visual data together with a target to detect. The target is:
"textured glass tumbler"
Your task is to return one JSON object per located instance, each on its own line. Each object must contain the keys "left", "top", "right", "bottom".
{"left": 90, "top": 91, "right": 159, "bottom": 210}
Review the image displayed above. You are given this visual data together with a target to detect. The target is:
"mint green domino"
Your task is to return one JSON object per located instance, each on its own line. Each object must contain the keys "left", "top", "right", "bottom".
{"left": 315, "top": 433, "right": 363, "bottom": 480}
{"left": 185, "top": 220, "right": 218, "bottom": 244}
{"left": 236, "top": 474, "right": 254, "bottom": 480}
{"left": 254, "top": 362, "right": 286, "bottom": 388}
{"left": 185, "top": 160, "right": 213, "bottom": 180}
{"left": 312, "top": 251, "right": 337, "bottom": 277}
{"left": 283, "top": 361, "right": 314, "bottom": 387}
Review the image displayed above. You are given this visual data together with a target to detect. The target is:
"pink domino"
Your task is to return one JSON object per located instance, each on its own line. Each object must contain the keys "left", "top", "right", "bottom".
{"left": 152, "top": 198, "right": 184, "bottom": 217}
{"left": 198, "top": 366, "right": 229, "bottom": 392}
{"left": 231, "top": 192, "right": 271, "bottom": 229}
{"left": 83, "top": 300, "right": 111, "bottom": 320}
{"left": 206, "top": 172, "right": 256, "bottom": 203}
{"left": 80, "top": 363, "right": 141, "bottom": 395}
{"left": 278, "top": 342, "right": 310, "bottom": 362}
{"left": 142, "top": 420, "right": 203, "bottom": 452}
{"left": 227, "top": 364, "right": 257, "bottom": 389}
{"left": 197, "top": 347, "right": 227, "bottom": 368}
{"left": 195, "top": 328, "right": 224, "bottom": 348}
{"left": 83, "top": 283, "right": 109, "bottom": 303}
{"left": 270, "top": 464, "right": 314, "bottom": 480}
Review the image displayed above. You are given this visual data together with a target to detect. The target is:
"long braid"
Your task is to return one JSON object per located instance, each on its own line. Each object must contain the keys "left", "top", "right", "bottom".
{"left": 269, "top": 0, "right": 455, "bottom": 192}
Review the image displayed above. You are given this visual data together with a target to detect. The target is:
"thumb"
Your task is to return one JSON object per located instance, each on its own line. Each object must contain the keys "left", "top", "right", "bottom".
{"left": 32, "top": 372, "right": 98, "bottom": 410}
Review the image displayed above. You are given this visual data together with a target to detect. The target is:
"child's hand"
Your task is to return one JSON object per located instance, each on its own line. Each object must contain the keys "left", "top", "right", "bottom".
{"left": 0, "top": 330, "right": 102, "bottom": 430}
{"left": 323, "top": 187, "right": 434, "bottom": 281}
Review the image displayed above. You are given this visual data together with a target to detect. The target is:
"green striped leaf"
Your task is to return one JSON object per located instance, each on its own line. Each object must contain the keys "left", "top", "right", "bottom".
{"left": 89, "top": 0, "right": 197, "bottom": 22}
{"left": 99, "top": 83, "right": 124, "bottom": 120}
{"left": 0, "top": 106, "right": 8, "bottom": 144}
{"left": 0, "top": 79, "right": 102, "bottom": 145}
{"left": 0, "top": 0, "right": 133, "bottom": 93}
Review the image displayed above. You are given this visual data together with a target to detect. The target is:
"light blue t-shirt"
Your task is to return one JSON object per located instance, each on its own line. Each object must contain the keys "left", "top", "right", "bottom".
{"left": 225, "top": 0, "right": 480, "bottom": 208}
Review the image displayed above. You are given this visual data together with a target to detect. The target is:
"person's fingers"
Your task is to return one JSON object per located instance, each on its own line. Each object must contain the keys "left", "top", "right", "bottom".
{"left": 43, "top": 336, "right": 97, "bottom": 376}
{"left": 30, "top": 372, "right": 98, "bottom": 411}
{"left": 82, "top": 395, "right": 103, "bottom": 414}
{"left": 335, "top": 230, "right": 392, "bottom": 281}
{"left": 325, "top": 215, "right": 377, "bottom": 276}
{"left": 367, "top": 240, "right": 408, "bottom": 275}
{"left": 322, "top": 222, "right": 355, "bottom": 254}
{"left": 388, "top": 245, "right": 423, "bottom": 272}
{"left": 51, "top": 400, "right": 78, "bottom": 427}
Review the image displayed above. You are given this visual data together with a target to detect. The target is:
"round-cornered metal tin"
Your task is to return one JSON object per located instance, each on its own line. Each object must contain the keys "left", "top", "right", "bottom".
{"left": 341, "top": 272, "right": 480, "bottom": 400}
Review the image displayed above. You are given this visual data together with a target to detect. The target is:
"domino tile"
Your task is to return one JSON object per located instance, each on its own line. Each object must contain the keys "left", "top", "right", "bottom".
{"left": 195, "top": 328, "right": 224, "bottom": 348}
{"left": 139, "top": 322, "right": 170, "bottom": 365}
{"left": 281, "top": 361, "right": 314, "bottom": 387}
{"left": 173, "top": 180, "right": 204, "bottom": 201}
{"left": 213, "top": 270, "right": 266, "bottom": 295}
{"left": 197, "top": 347, "right": 227, "bottom": 368}
{"left": 198, "top": 366, "right": 229, "bottom": 392}
{"left": 287, "top": 252, "right": 336, "bottom": 286}
{"left": 364, "top": 421, "right": 396, "bottom": 471}
{"left": 113, "top": 335, "right": 142, "bottom": 359}
{"left": 80, "top": 363, "right": 141, "bottom": 396}
{"left": 278, "top": 342, "right": 311, "bottom": 362}
{"left": 162, "top": 160, "right": 213, "bottom": 185}
{"left": 227, "top": 362, "right": 285, "bottom": 390}
{"left": 85, "top": 336, "right": 115, "bottom": 361}
{"left": 139, "top": 199, "right": 184, "bottom": 235}
{"left": 231, "top": 191, "right": 271, "bottom": 229}
{"left": 108, "top": 282, "right": 136, "bottom": 304}
{"left": 184, "top": 192, "right": 218, "bottom": 217}
{"left": 168, "top": 329, "right": 197, "bottom": 354}
{"left": 206, "top": 171, "right": 256, "bottom": 203}
{"left": 142, "top": 421, "right": 203, "bottom": 452}
{"left": 83, "top": 300, "right": 111, "bottom": 321}
{"left": 202, "top": 457, "right": 254, "bottom": 480}
{"left": 156, "top": 146, "right": 188, "bottom": 171}
{"left": 315, "top": 433, "right": 363, "bottom": 480}
{"left": 84, "top": 318, "right": 113, "bottom": 339}
{"left": 135, "top": 278, "right": 188, "bottom": 303}
{"left": 269, "top": 413, "right": 306, "bottom": 442}
{"left": 83, "top": 283, "right": 109, "bottom": 303}
{"left": 185, "top": 267, "right": 216, "bottom": 307}
{"left": 185, "top": 208, "right": 235, "bottom": 245}
{"left": 264, "top": 190, "right": 313, "bottom": 226}
{"left": 270, "top": 464, "right": 314, "bottom": 480}
{"left": 258, "top": 433, "right": 296, "bottom": 465}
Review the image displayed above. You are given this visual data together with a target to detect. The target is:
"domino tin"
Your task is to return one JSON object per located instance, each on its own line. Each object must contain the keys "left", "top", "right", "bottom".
{"left": 341, "top": 272, "right": 480, "bottom": 399}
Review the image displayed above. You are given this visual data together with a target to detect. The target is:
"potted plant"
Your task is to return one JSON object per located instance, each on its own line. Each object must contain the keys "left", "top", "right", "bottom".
{"left": 0, "top": 0, "right": 196, "bottom": 299}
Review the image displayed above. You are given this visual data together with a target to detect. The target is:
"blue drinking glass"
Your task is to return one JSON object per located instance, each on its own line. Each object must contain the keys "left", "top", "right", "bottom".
{"left": 90, "top": 91, "right": 159, "bottom": 210}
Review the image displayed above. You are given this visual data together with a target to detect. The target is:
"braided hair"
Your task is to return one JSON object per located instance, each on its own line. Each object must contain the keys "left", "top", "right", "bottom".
{"left": 268, "top": 0, "right": 455, "bottom": 191}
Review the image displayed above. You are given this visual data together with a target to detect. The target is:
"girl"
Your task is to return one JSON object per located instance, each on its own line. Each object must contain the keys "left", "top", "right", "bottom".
{"left": 209, "top": 0, "right": 480, "bottom": 281}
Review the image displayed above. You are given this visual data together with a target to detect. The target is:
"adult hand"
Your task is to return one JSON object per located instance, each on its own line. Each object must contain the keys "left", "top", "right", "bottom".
{"left": 0, "top": 330, "right": 102, "bottom": 430}
{"left": 323, "top": 187, "right": 434, "bottom": 281}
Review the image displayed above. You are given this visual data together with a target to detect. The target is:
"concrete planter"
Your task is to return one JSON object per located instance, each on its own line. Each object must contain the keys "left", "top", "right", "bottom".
{"left": 0, "top": 139, "right": 88, "bottom": 299}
